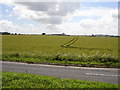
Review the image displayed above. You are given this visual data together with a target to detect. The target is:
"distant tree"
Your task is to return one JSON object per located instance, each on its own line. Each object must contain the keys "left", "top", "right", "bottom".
{"left": 92, "top": 34, "right": 95, "bottom": 37}
{"left": 42, "top": 33, "right": 46, "bottom": 35}
{"left": 2, "top": 32, "right": 10, "bottom": 35}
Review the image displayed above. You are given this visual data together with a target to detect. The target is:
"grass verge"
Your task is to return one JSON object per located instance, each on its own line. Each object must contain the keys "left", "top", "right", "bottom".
{"left": 2, "top": 52, "right": 119, "bottom": 68}
{"left": 2, "top": 72, "right": 119, "bottom": 88}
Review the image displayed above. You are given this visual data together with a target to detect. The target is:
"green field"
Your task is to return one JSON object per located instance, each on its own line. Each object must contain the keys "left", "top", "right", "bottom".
{"left": 2, "top": 72, "right": 118, "bottom": 88}
{"left": 2, "top": 35, "right": 119, "bottom": 67}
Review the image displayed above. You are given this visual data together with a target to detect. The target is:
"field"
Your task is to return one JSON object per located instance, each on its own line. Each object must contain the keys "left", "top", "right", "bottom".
{"left": 2, "top": 72, "right": 118, "bottom": 88}
{"left": 2, "top": 35, "right": 119, "bottom": 67}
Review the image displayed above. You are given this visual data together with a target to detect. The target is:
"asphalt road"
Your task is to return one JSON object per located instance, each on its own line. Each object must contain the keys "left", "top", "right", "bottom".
{"left": 1, "top": 61, "right": 119, "bottom": 84}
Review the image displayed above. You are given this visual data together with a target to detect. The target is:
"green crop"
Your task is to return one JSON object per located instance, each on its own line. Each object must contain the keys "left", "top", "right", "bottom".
{"left": 2, "top": 35, "right": 119, "bottom": 67}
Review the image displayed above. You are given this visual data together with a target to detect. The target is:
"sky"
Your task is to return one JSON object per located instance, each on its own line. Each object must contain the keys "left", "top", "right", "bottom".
{"left": 0, "top": 0, "right": 119, "bottom": 35}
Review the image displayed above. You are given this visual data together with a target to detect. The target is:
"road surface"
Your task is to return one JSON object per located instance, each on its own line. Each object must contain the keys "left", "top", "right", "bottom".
{"left": 1, "top": 61, "right": 119, "bottom": 84}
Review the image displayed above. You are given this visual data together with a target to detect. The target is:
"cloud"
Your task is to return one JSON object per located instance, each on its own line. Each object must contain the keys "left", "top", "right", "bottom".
{"left": 4, "top": 2, "right": 80, "bottom": 31}
{"left": 0, "top": 10, "right": 118, "bottom": 35}
{"left": 72, "top": 7, "right": 118, "bottom": 19}
{"left": 15, "top": 2, "right": 57, "bottom": 11}
{"left": 0, "top": 0, "right": 15, "bottom": 6}
{"left": 58, "top": 14, "right": 118, "bottom": 35}
{"left": 15, "top": 2, "right": 80, "bottom": 16}
{"left": 12, "top": 2, "right": 80, "bottom": 30}
{"left": 0, "top": 1, "right": 118, "bottom": 35}
{"left": 0, "top": 20, "right": 48, "bottom": 34}
{"left": 0, "top": 20, "right": 20, "bottom": 32}
{"left": 76, "top": 7, "right": 107, "bottom": 16}
{"left": 63, "top": 7, "right": 118, "bottom": 35}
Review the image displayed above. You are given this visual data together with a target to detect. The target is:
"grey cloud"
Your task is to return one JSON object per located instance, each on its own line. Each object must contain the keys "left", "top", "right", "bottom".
{"left": 15, "top": 2, "right": 80, "bottom": 30}
{"left": 112, "top": 13, "right": 118, "bottom": 19}
{"left": 32, "top": 16, "right": 62, "bottom": 25}
{"left": 46, "top": 16, "right": 63, "bottom": 24}
{"left": 15, "top": 2, "right": 79, "bottom": 19}
{"left": 47, "top": 2, "right": 80, "bottom": 16}
{"left": 16, "top": 2, "right": 55, "bottom": 11}
{"left": 15, "top": 2, "right": 57, "bottom": 11}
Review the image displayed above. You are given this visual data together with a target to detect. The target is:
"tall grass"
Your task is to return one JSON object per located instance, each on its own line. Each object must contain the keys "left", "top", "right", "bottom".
{"left": 2, "top": 72, "right": 118, "bottom": 88}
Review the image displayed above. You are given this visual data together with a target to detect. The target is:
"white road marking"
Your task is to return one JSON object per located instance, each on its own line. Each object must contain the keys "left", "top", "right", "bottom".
{"left": 86, "top": 73, "right": 120, "bottom": 77}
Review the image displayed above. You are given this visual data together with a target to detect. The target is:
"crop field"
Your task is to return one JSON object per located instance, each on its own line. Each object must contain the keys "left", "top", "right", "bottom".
{"left": 2, "top": 72, "right": 118, "bottom": 88}
{"left": 2, "top": 35, "right": 119, "bottom": 67}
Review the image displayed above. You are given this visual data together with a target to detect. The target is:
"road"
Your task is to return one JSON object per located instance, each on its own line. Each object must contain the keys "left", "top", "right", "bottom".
{"left": 1, "top": 61, "right": 119, "bottom": 84}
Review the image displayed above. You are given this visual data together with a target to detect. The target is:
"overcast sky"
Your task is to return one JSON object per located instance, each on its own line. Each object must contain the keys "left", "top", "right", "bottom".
{"left": 0, "top": 0, "right": 118, "bottom": 35}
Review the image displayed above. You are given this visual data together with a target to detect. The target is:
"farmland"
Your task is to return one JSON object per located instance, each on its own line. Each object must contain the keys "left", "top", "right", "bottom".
{"left": 2, "top": 72, "right": 118, "bottom": 88}
{"left": 2, "top": 35, "right": 119, "bottom": 67}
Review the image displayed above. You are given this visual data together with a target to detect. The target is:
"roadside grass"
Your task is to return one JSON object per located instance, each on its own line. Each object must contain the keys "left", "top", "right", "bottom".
{"left": 2, "top": 35, "right": 119, "bottom": 67}
{"left": 2, "top": 52, "right": 119, "bottom": 67}
{"left": 2, "top": 72, "right": 119, "bottom": 88}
